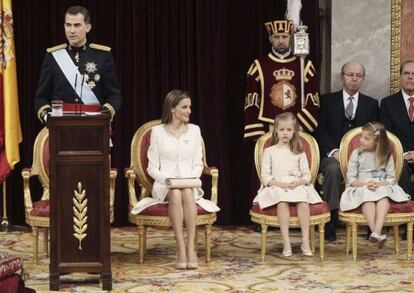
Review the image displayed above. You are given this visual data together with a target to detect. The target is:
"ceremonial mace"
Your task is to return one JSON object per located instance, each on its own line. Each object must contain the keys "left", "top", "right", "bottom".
{"left": 293, "top": 24, "right": 309, "bottom": 108}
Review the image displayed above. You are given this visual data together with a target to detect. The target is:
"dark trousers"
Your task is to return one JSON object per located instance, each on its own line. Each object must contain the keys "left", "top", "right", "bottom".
{"left": 399, "top": 161, "right": 414, "bottom": 197}
{"left": 320, "top": 157, "right": 345, "bottom": 210}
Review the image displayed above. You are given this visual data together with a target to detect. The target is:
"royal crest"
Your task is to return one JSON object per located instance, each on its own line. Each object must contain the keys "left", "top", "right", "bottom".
{"left": 85, "top": 62, "right": 97, "bottom": 73}
{"left": 0, "top": 6, "right": 16, "bottom": 68}
{"left": 269, "top": 68, "right": 297, "bottom": 110}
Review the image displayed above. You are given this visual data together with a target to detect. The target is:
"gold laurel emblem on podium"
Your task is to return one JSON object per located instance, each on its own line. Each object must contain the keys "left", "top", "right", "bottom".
{"left": 73, "top": 182, "right": 88, "bottom": 250}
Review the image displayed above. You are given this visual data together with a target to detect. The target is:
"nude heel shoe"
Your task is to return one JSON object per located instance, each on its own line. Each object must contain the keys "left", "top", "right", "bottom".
{"left": 301, "top": 245, "right": 313, "bottom": 257}
{"left": 187, "top": 252, "right": 198, "bottom": 269}
{"left": 175, "top": 254, "right": 187, "bottom": 270}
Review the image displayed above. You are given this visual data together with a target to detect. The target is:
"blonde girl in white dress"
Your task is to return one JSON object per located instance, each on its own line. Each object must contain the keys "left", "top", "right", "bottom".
{"left": 253, "top": 112, "right": 322, "bottom": 257}
{"left": 132, "top": 89, "right": 219, "bottom": 269}
{"left": 340, "top": 122, "right": 410, "bottom": 248}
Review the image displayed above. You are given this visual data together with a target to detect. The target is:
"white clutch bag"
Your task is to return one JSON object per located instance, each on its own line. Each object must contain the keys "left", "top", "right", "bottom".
{"left": 165, "top": 177, "right": 202, "bottom": 189}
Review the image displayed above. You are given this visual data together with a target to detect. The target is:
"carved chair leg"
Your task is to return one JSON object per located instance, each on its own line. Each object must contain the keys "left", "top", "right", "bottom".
{"left": 310, "top": 225, "right": 316, "bottom": 254}
{"left": 205, "top": 224, "right": 212, "bottom": 263}
{"left": 138, "top": 225, "right": 145, "bottom": 264}
{"left": 261, "top": 224, "right": 268, "bottom": 263}
{"left": 32, "top": 227, "right": 39, "bottom": 264}
{"left": 318, "top": 223, "right": 325, "bottom": 260}
{"left": 195, "top": 226, "right": 198, "bottom": 247}
{"left": 352, "top": 223, "right": 358, "bottom": 261}
{"left": 393, "top": 225, "right": 400, "bottom": 254}
{"left": 345, "top": 224, "right": 351, "bottom": 255}
{"left": 407, "top": 222, "right": 413, "bottom": 261}
{"left": 143, "top": 226, "right": 147, "bottom": 256}
{"left": 43, "top": 228, "right": 49, "bottom": 256}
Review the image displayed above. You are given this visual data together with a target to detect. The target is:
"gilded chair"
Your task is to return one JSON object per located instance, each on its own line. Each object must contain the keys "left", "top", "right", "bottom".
{"left": 22, "top": 127, "right": 117, "bottom": 264}
{"left": 250, "top": 131, "right": 331, "bottom": 261}
{"left": 126, "top": 119, "right": 218, "bottom": 264}
{"left": 338, "top": 127, "right": 414, "bottom": 261}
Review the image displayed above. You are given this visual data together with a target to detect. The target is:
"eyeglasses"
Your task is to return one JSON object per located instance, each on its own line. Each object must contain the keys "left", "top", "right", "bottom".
{"left": 343, "top": 73, "right": 364, "bottom": 79}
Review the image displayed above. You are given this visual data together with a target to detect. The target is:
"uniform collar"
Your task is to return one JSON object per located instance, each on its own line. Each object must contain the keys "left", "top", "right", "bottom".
{"left": 68, "top": 41, "right": 88, "bottom": 53}
{"left": 271, "top": 47, "right": 292, "bottom": 60}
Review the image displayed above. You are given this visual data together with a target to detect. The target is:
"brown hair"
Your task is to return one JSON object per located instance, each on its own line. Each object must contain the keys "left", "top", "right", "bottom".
{"left": 271, "top": 112, "right": 303, "bottom": 154}
{"left": 65, "top": 6, "right": 90, "bottom": 24}
{"left": 362, "top": 122, "right": 392, "bottom": 167}
{"left": 161, "top": 89, "right": 191, "bottom": 124}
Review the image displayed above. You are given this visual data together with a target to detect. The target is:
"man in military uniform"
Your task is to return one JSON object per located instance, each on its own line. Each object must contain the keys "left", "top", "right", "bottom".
{"left": 243, "top": 19, "right": 319, "bottom": 139}
{"left": 35, "top": 5, "right": 122, "bottom": 124}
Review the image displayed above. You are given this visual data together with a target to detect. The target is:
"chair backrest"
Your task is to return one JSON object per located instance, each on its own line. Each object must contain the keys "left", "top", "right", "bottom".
{"left": 339, "top": 127, "right": 403, "bottom": 183}
{"left": 31, "top": 127, "right": 50, "bottom": 189}
{"left": 254, "top": 131, "right": 320, "bottom": 185}
{"left": 130, "top": 119, "right": 209, "bottom": 198}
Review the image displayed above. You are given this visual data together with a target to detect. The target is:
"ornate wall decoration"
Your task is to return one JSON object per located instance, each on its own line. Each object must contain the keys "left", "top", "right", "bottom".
{"left": 390, "top": 0, "right": 401, "bottom": 94}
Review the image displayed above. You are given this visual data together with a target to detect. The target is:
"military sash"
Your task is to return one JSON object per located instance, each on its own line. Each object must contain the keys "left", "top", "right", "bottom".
{"left": 52, "top": 49, "right": 100, "bottom": 105}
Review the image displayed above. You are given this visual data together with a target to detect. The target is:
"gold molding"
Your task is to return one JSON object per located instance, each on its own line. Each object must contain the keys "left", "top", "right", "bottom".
{"left": 73, "top": 182, "right": 88, "bottom": 250}
{"left": 390, "top": 0, "right": 401, "bottom": 94}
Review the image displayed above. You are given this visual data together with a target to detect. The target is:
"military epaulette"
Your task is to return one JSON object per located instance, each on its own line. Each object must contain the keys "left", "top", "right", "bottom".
{"left": 46, "top": 44, "right": 67, "bottom": 53}
{"left": 89, "top": 43, "right": 111, "bottom": 52}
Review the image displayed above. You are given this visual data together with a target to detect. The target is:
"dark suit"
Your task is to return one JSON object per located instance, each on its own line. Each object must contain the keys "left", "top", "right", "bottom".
{"left": 380, "top": 91, "right": 414, "bottom": 195}
{"left": 315, "top": 90, "right": 378, "bottom": 238}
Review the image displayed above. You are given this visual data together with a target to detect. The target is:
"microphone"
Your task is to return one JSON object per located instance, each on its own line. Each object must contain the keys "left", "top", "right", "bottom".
{"left": 74, "top": 74, "right": 78, "bottom": 114}
{"left": 79, "top": 74, "right": 84, "bottom": 115}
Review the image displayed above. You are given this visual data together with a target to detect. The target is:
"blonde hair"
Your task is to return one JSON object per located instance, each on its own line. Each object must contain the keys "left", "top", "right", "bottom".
{"left": 161, "top": 89, "right": 191, "bottom": 124}
{"left": 271, "top": 112, "right": 303, "bottom": 154}
{"left": 362, "top": 122, "right": 391, "bottom": 167}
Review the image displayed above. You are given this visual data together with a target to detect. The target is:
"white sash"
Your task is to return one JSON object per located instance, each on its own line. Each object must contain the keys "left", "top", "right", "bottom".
{"left": 52, "top": 49, "right": 100, "bottom": 105}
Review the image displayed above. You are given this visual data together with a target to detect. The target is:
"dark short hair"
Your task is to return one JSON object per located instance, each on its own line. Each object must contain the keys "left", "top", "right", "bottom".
{"left": 65, "top": 6, "right": 90, "bottom": 24}
{"left": 400, "top": 60, "right": 414, "bottom": 74}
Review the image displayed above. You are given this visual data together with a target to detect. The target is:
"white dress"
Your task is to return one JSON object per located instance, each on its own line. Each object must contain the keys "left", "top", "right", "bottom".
{"left": 253, "top": 145, "right": 322, "bottom": 210}
{"left": 340, "top": 149, "right": 410, "bottom": 211}
{"left": 131, "top": 123, "right": 220, "bottom": 215}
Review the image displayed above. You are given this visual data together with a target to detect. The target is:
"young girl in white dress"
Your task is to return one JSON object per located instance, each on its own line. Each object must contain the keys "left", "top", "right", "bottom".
{"left": 253, "top": 112, "right": 322, "bottom": 257}
{"left": 340, "top": 122, "right": 410, "bottom": 248}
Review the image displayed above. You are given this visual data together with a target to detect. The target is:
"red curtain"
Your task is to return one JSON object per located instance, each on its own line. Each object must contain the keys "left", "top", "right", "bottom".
{"left": 6, "top": 0, "right": 320, "bottom": 225}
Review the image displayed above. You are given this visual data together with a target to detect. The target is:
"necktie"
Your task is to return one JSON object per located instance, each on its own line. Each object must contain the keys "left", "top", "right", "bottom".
{"left": 409, "top": 97, "right": 414, "bottom": 121}
{"left": 345, "top": 96, "right": 354, "bottom": 120}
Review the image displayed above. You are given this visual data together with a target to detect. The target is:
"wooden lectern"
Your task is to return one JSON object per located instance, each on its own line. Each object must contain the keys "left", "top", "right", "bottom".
{"left": 48, "top": 114, "right": 112, "bottom": 291}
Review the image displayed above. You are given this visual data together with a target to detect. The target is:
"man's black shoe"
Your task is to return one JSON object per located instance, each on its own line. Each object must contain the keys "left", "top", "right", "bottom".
{"left": 254, "top": 225, "right": 262, "bottom": 233}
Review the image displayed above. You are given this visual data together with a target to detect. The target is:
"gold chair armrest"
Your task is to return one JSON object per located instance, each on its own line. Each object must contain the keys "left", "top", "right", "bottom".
{"left": 110, "top": 169, "right": 118, "bottom": 211}
{"left": 125, "top": 168, "right": 138, "bottom": 207}
{"left": 21, "top": 168, "right": 33, "bottom": 212}
{"left": 203, "top": 166, "right": 219, "bottom": 205}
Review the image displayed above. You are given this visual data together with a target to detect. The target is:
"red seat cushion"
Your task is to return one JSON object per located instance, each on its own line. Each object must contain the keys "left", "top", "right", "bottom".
{"left": 29, "top": 200, "right": 49, "bottom": 217}
{"left": 346, "top": 200, "right": 414, "bottom": 214}
{"left": 251, "top": 201, "right": 330, "bottom": 217}
{"left": 0, "top": 254, "right": 23, "bottom": 280}
{"left": 139, "top": 203, "right": 211, "bottom": 216}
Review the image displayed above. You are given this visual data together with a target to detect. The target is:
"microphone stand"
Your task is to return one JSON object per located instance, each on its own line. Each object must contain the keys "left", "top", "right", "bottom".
{"left": 79, "top": 74, "right": 84, "bottom": 115}
{"left": 74, "top": 74, "right": 79, "bottom": 115}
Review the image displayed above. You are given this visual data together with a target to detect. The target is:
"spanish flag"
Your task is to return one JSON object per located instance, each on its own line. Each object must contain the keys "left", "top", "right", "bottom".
{"left": 0, "top": 0, "right": 22, "bottom": 183}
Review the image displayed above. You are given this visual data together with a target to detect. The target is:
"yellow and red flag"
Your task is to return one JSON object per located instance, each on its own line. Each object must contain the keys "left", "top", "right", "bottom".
{"left": 0, "top": 0, "right": 22, "bottom": 183}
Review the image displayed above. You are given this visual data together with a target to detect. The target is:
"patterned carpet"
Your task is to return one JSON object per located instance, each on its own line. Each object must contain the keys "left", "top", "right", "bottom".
{"left": 1, "top": 226, "right": 414, "bottom": 292}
